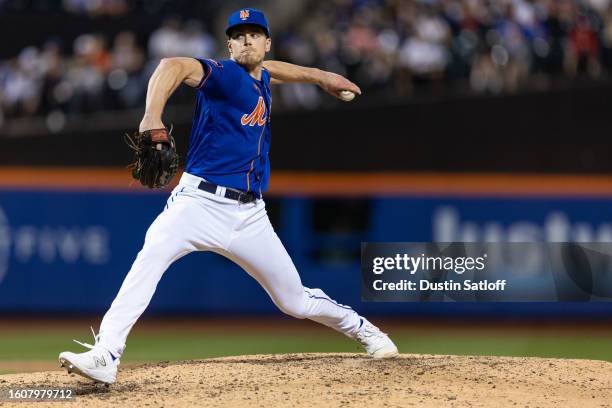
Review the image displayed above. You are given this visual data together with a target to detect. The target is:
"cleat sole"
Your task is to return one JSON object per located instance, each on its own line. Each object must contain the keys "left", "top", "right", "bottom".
{"left": 372, "top": 348, "right": 399, "bottom": 359}
{"left": 58, "top": 355, "right": 116, "bottom": 384}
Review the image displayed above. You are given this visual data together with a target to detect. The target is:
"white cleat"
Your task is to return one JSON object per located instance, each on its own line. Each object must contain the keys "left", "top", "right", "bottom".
{"left": 58, "top": 327, "right": 120, "bottom": 385}
{"left": 353, "top": 318, "right": 399, "bottom": 359}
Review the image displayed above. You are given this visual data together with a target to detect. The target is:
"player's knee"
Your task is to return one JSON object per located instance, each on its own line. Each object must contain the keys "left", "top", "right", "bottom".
{"left": 276, "top": 298, "right": 309, "bottom": 320}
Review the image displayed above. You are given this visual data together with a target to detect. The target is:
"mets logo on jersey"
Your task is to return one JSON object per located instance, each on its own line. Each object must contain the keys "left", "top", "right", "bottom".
{"left": 241, "top": 96, "right": 267, "bottom": 126}
{"left": 240, "top": 9, "right": 250, "bottom": 20}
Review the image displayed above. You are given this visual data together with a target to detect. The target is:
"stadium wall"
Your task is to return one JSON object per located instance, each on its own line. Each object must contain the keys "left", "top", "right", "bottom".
{"left": 1, "top": 170, "right": 612, "bottom": 317}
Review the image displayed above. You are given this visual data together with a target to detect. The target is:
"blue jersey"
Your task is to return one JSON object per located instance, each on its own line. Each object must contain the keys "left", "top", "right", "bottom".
{"left": 185, "top": 58, "right": 272, "bottom": 198}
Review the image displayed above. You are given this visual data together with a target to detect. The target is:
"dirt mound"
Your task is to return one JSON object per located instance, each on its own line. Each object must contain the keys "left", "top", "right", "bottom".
{"left": 1, "top": 353, "right": 611, "bottom": 407}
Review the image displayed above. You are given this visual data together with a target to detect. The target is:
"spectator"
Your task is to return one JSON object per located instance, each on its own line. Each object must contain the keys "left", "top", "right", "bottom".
{"left": 4, "top": 0, "right": 612, "bottom": 121}
{"left": 566, "top": 14, "right": 602, "bottom": 78}
{"left": 148, "top": 17, "right": 183, "bottom": 59}
{"left": 110, "top": 31, "right": 146, "bottom": 107}
{"left": 181, "top": 20, "right": 216, "bottom": 59}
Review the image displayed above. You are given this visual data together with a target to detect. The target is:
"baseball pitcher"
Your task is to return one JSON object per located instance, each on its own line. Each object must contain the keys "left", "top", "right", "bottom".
{"left": 59, "top": 8, "right": 398, "bottom": 385}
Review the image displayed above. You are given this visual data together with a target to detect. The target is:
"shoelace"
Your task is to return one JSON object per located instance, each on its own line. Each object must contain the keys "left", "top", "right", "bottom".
{"left": 72, "top": 327, "right": 120, "bottom": 364}
{"left": 72, "top": 326, "right": 100, "bottom": 349}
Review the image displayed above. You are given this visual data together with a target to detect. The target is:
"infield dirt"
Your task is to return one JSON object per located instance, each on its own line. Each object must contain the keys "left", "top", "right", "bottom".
{"left": 1, "top": 353, "right": 611, "bottom": 407}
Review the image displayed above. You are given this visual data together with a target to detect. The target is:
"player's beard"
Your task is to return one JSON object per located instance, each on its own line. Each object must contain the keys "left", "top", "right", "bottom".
{"left": 235, "top": 51, "right": 264, "bottom": 70}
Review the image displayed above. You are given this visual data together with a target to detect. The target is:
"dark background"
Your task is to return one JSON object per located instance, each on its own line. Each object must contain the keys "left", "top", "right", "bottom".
{"left": 2, "top": 85, "right": 612, "bottom": 172}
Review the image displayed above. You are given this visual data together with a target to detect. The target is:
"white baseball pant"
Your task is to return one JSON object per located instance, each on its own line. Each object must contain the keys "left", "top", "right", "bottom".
{"left": 98, "top": 172, "right": 362, "bottom": 357}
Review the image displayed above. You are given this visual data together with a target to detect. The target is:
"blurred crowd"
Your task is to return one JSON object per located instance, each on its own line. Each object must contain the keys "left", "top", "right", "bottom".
{"left": 0, "top": 17, "right": 216, "bottom": 126}
{"left": 277, "top": 0, "right": 612, "bottom": 100}
{"left": 3, "top": 0, "right": 612, "bottom": 125}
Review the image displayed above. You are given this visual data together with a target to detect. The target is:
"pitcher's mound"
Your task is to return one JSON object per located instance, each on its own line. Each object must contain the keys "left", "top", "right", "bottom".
{"left": 1, "top": 353, "right": 611, "bottom": 407}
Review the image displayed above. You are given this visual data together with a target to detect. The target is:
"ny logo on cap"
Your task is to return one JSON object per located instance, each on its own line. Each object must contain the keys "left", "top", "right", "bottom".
{"left": 240, "top": 9, "right": 250, "bottom": 20}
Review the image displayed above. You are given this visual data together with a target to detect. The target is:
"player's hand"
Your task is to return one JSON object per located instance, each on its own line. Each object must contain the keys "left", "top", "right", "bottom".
{"left": 317, "top": 70, "right": 362, "bottom": 100}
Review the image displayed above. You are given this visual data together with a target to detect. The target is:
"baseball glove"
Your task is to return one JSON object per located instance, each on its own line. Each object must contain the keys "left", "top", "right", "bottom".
{"left": 125, "top": 127, "right": 179, "bottom": 189}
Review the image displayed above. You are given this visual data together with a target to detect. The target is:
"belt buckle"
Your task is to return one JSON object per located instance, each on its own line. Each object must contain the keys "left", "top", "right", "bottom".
{"left": 238, "top": 191, "right": 255, "bottom": 203}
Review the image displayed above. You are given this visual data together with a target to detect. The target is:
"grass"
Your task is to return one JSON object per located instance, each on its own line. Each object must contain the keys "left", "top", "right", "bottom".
{"left": 1, "top": 327, "right": 612, "bottom": 375}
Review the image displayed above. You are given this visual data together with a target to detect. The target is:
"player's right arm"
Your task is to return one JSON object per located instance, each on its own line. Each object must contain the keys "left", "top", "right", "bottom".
{"left": 262, "top": 60, "right": 361, "bottom": 98}
{"left": 139, "top": 57, "right": 204, "bottom": 132}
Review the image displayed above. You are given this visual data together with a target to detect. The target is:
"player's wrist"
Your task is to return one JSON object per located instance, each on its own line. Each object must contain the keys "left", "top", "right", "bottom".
{"left": 310, "top": 68, "right": 326, "bottom": 86}
{"left": 139, "top": 114, "right": 165, "bottom": 132}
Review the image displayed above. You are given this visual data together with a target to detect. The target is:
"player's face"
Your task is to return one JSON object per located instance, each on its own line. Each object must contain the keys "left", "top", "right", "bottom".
{"left": 228, "top": 25, "right": 271, "bottom": 69}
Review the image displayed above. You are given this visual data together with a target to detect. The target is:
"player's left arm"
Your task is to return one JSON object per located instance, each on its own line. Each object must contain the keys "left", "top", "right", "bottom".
{"left": 262, "top": 60, "right": 361, "bottom": 99}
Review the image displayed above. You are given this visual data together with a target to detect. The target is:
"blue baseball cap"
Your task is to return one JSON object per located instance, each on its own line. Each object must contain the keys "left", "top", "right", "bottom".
{"left": 226, "top": 8, "right": 271, "bottom": 38}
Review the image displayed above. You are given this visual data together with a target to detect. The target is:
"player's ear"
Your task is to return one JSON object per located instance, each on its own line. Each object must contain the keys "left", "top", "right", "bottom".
{"left": 265, "top": 37, "right": 271, "bottom": 52}
{"left": 227, "top": 39, "right": 233, "bottom": 56}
